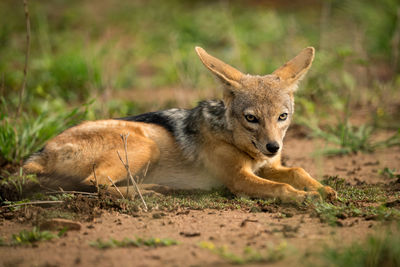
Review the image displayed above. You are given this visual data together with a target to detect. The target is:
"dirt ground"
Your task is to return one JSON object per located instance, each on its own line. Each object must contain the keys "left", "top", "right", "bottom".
{"left": 0, "top": 132, "right": 399, "bottom": 267}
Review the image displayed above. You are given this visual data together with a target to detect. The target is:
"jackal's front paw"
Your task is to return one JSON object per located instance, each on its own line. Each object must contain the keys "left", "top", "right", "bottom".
{"left": 318, "top": 186, "right": 337, "bottom": 202}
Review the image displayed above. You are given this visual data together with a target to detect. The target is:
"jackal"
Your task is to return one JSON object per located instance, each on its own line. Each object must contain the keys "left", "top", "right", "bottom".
{"left": 23, "top": 47, "right": 336, "bottom": 202}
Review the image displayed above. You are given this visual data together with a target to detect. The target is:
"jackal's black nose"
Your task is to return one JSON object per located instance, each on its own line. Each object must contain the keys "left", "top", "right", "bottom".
{"left": 266, "top": 142, "right": 280, "bottom": 153}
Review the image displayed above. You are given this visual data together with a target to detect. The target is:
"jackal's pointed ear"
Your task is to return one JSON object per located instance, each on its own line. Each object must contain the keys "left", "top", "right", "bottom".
{"left": 195, "top": 46, "right": 243, "bottom": 88}
{"left": 272, "top": 47, "right": 315, "bottom": 90}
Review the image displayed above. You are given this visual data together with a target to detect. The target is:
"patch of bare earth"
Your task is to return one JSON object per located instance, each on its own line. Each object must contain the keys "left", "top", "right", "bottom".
{"left": 1, "top": 133, "right": 399, "bottom": 267}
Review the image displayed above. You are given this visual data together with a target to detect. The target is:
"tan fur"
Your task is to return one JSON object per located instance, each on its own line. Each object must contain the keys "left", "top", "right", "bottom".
{"left": 23, "top": 47, "right": 336, "bottom": 203}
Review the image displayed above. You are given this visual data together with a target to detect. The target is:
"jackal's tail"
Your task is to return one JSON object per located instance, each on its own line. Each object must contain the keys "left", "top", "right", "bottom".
{"left": 19, "top": 149, "right": 96, "bottom": 198}
{"left": 23, "top": 151, "right": 47, "bottom": 175}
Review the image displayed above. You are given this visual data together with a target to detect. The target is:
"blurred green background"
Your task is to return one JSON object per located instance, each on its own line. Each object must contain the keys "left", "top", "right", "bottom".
{"left": 1, "top": 0, "right": 400, "bottom": 164}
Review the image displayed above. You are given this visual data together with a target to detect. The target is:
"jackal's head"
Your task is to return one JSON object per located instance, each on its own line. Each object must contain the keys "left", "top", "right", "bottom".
{"left": 195, "top": 46, "right": 314, "bottom": 158}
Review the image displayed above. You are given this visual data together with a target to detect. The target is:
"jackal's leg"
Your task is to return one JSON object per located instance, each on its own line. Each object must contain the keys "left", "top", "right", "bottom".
{"left": 258, "top": 166, "right": 336, "bottom": 201}
{"left": 205, "top": 146, "right": 321, "bottom": 203}
{"left": 228, "top": 169, "right": 320, "bottom": 202}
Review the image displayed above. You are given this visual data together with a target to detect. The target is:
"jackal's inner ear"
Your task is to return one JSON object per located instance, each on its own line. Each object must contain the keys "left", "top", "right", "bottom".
{"left": 272, "top": 47, "right": 315, "bottom": 90}
{"left": 195, "top": 46, "right": 243, "bottom": 88}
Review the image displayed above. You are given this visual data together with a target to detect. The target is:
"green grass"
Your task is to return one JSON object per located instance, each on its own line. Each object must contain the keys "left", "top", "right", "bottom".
{"left": 379, "top": 167, "right": 400, "bottom": 179}
{"left": 10, "top": 227, "right": 57, "bottom": 246}
{"left": 299, "top": 117, "right": 400, "bottom": 156}
{"left": 104, "top": 188, "right": 280, "bottom": 213}
{"left": 322, "top": 176, "right": 387, "bottom": 203}
{"left": 319, "top": 224, "right": 400, "bottom": 267}
{"left": 1, "top": 0, "right": 399, "bottom": 98}
{"left": 2, "top": 174, "right": 397, "bottom": 227}
{"left": 312, "top": 176, "right": 400, "bottom": 226}
{"left": 90, "top": 237, "right": 179, "bottom": 249}
{"left": 0, "top": 168, "right": 38, "bottom": 199}
{"left": 0, "top": 227, "right": 69, "bottom": 246}
{"left": 20, "top": 178, "right": 396, "bottom": 227}
{"left": 0, "top": 98, "right": 92, "bottom": 164}
{"left": 312, "top": 201, "right": 400, "bottom": 226}
{"left": 199, "top": 241, "right": 288, "bottom": 265}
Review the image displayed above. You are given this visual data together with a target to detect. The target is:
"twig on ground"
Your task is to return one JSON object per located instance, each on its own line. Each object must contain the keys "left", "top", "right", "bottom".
{"left": 39, "top": 185, "right": 98, "bottom": 197}
{"left": 117, "top": 150, "right": 130, "bottom": 196}
{"left": 144, "top": 161, "right": 150, "bottom": 176}
{"left": 117, "top": 133, "right": 148, "bottom": 211}
{"left": 17, "top": 0, "right": 31, "bottom": 116}
{"left": 139, "top": 161, "right": 151, "bottom": 184}
{"left": 1, "top": 200, "right": 63, "bottom": 209}
{"left": 43, "top": 191, "right": 98, "bottom": 196}
{"left": 107, "top": 176, "right": 125, "bottom": 199}
{"left": 126, "top": 171, "right": 130, "bottom": 197}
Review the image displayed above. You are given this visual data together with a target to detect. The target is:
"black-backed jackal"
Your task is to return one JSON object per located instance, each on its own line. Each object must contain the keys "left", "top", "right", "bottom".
{"left": 23, "top": 47, "right": 337, "bottom": 203}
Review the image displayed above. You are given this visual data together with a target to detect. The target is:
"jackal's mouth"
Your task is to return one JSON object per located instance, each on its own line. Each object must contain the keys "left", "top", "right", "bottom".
{"left": 251, "top": 141, "right": 277, "bottom": 157}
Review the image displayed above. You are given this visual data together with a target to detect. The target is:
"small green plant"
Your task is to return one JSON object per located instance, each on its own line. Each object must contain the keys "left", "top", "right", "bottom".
{"left": 0, "top": 227, "right": 71, "bottom": 246}
{"left": 320, "top": 225, "right": 400, "bottom": 267}
{"left": 90, "top": 237, "right": 179, "bottom": 249}
{"left": 0, "top": 168, "right": 38, "bottom": 199}
{"left": 304, "top": 119, "right": 400, "bottom": 156}
{"left": 199, "top": 241, "right": 287, "bottom": 264}
{"left": 378, "top": 167, "right": 400, "bottom": 179}
{"left": 11, "top": 227, "right": 56, "bottom": 245}
{"left": 313, "top": 202, "right": 357, "bottom": 226}
{"left": 57, "top": 227, "right": 69, "bottom": 238}
{"left": 313, "top": 202, "right": 400, "bottom": 226}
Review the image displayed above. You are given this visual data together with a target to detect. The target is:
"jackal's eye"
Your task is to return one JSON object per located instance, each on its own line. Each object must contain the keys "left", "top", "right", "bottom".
{"left": 245, "top": 114, "right": 258, "bottom": 123}
{"left": 278, "top": 113, "right": 288, "bottom": 121}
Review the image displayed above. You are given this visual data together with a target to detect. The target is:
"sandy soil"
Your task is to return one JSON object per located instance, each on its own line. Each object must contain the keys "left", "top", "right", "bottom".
{"left": 0, "top": 134, "right": 399, "bottom": 267}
